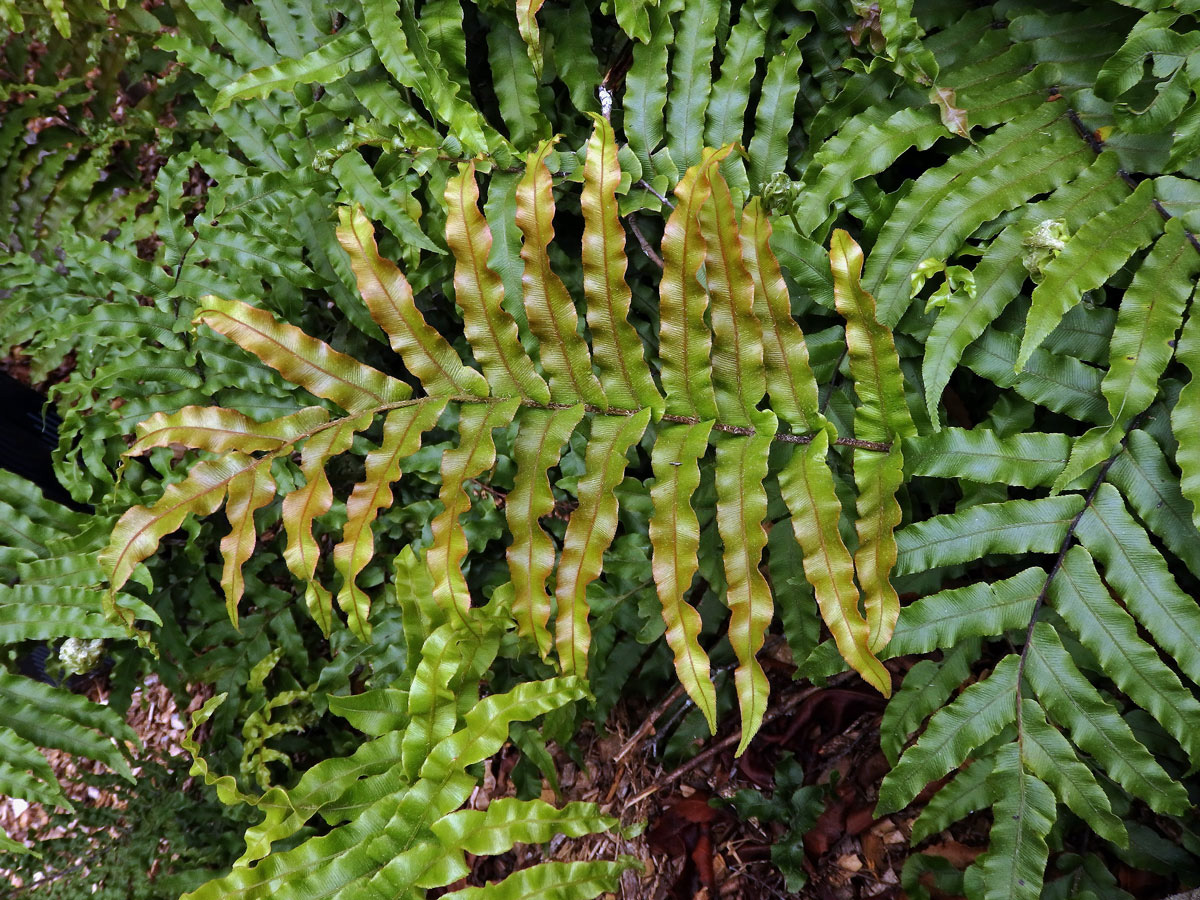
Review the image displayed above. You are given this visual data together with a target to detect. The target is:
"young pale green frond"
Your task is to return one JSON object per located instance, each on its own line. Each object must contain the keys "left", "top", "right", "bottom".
{"left": 741, "top": 199, "right": 825, "bottom": 433}
{"left": 704, "top": 169, "right": 768, "bottom": 427}
{"left": 283, "top": 414, "right": 373, "bottom": 634}
{"left": 130, "top": 405, "right": 330, "bottom": 456}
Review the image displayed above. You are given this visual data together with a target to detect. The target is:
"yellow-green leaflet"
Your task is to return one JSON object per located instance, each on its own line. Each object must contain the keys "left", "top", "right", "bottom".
{"left": 714, "top": 413, "right": 777, "bottom": 755}
{"left": 130, "top": 405, "right": 329, "bottom": 456}
{"left": 429, "top": 398, "right": 523, "bottom": 631}
{"left": 220, "top": 464, "right": 275, "bottom": 628}
{"left": 658, "top": 146, "right": 734, "bottom": 419}
{"left": 284, "top": 414, "right": 373, "bottom": 635}
{"left": 778, "top": 431, "right": 891, "bottom": 696}
{"left": 854, "top": 445, "right": 906, "bottom": 652}
{"left": 516, "top": 140, "right": 606, "bottom": 407}
{"left": 741, "top": 198, "right": 824, "bottom": 434}
{"left": 580, "top": 115, "right": 663, "bottom": 414}
{"left": 650, "top": 420, "right": 718, "bottom": 731}
{"left": 515, "top": 0, "right": 546, "bottom": 76}
{"left": 337, "top": 205, "right": 489, "bottom": 398}
{"left": 334, "top": 400, "right": 447, "bottom": 640}
{"left": 445, "top": 163, "right": 551, "bottom": 404}
{"left": 102, "top": 455, "right": 256, "bottom": 616}
{"left": 830, "top": 229, "right": 913, "bottom": 654}
{"left": 703, "top": 164, "right": 766, "bottom": 427}
{"left": 555, "top": 408, "right": 652, "bottom": 676}
{"left": 195, "top": 295, "right": 412, "bottom": 412}
{"left": 507, "top": 404, "right": 587, "bottom": 658}
{"left": 829, "top": 230, "right": 915, "bottom": 443}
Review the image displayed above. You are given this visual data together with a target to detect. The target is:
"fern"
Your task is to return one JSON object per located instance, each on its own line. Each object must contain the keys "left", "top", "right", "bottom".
{"left": 0, "top": 472, "right": 141, "bottom": 845}
{"left": 6, "top": 0, "right": 1200, "bottom": 894}
{"left": 101, "top": 123, "right": 923, "bottom": 762}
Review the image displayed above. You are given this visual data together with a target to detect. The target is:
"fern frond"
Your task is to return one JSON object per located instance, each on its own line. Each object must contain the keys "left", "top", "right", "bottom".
{"left": 877, "top": 654, "right": 1019, "bottom": 815}
{"left": 1023, "top": 623, "right": 1188, "bottom": 814}
{"left": 1075, "top": 482, "right": 1200, "bottom": 687}
{"left": 1051, "top": 545, "right": 1200, "bottom": 763}
{"left": 865, "top": 102, "right": 1089, "bottom": 325}
{"left": 920, "top": 152, "right": 1127, "bottom": 424}
{"left": 970, "top": 743, "right": 1055, "bottom": 900}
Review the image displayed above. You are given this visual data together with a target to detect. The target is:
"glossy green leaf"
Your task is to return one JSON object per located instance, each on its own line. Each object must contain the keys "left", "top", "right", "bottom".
{"left": 877, "top": 654, "right": 1019, "bottom": 815}
{"left": 1017, "top": 179, "right": 1162, "bottom": 372}
{"left": 1024, "top": 623, "right": 1188, "bottom": 814}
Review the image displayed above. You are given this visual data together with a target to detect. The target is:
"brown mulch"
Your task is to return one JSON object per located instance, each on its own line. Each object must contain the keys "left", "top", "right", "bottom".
{"left": 0, "top": 674, "right": 207, "bottom": 887}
